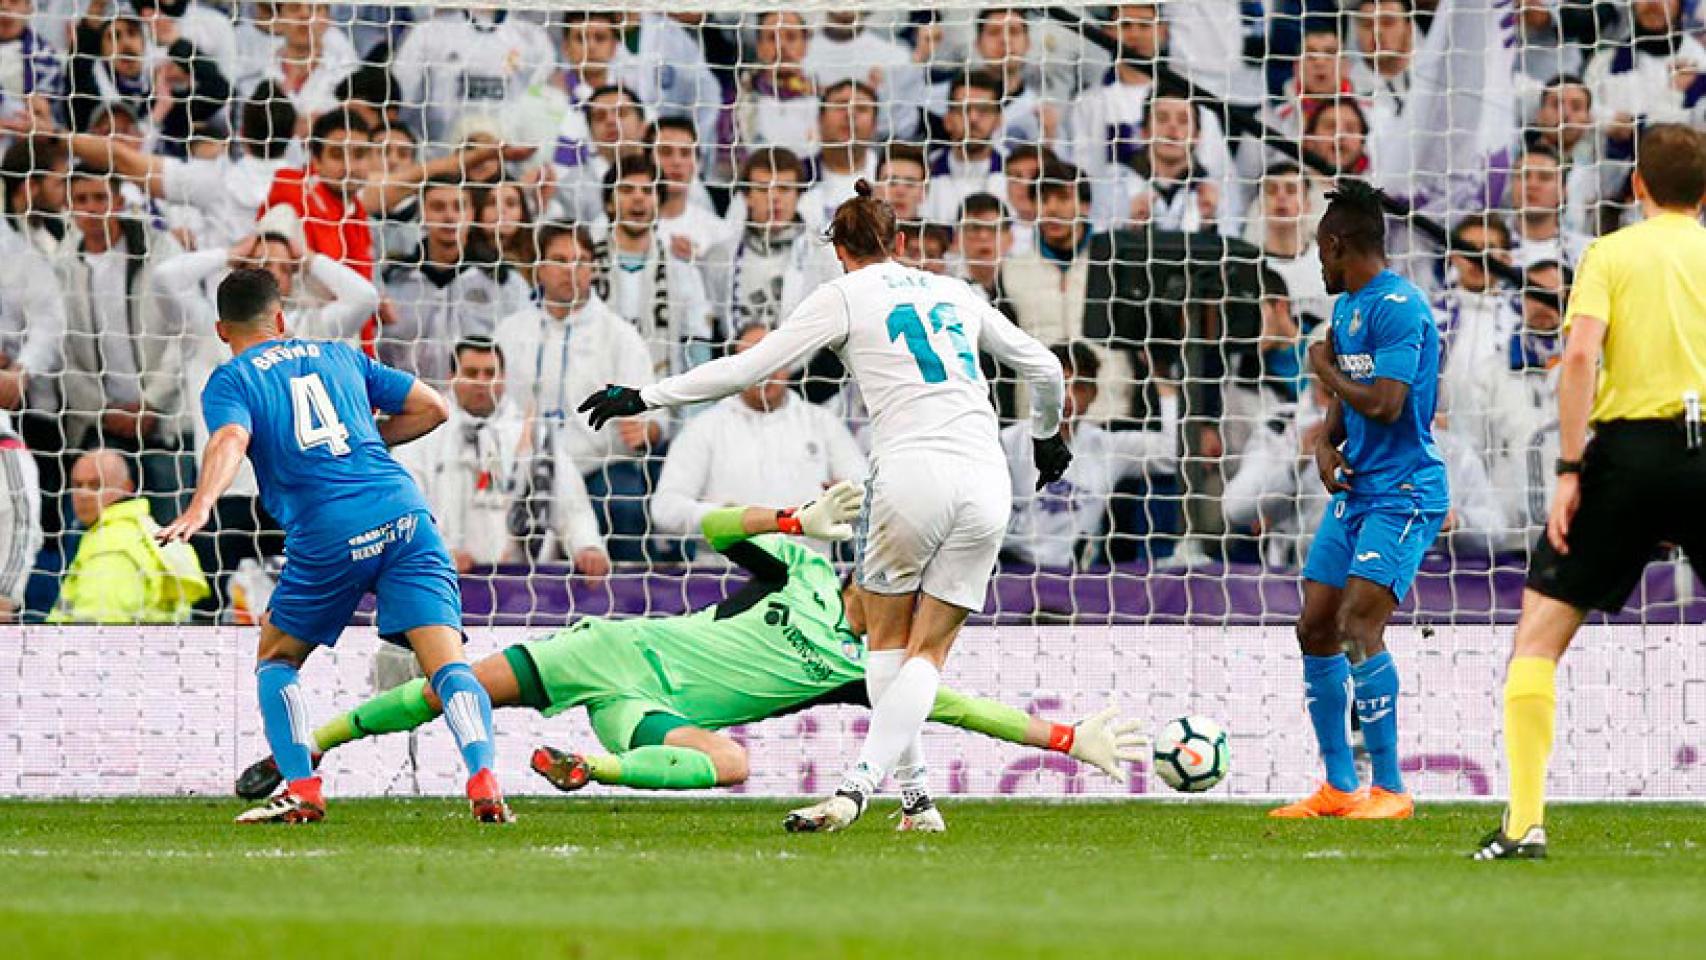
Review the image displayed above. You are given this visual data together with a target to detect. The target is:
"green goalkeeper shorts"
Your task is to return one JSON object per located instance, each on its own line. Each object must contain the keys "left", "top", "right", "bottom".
{"left": 508, "top": 619, "right": 691, "bottom": 752}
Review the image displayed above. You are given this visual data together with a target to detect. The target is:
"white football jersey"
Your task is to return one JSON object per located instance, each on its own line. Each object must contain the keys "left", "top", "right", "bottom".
{"left": 643, "top": 261, "right": 1064, "bottom": 466}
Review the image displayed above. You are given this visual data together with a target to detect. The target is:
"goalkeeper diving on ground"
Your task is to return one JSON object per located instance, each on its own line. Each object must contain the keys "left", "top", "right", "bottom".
{"left": 236, "top": 485, "right": 1143, "bottom": 828}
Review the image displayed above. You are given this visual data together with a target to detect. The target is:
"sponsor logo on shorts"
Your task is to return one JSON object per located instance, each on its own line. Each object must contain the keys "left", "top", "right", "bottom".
{"left": 347, "top": 514, "right": 418, "bottom": 561}
{"left": 1356, "top": 551, "right": 1382, "bottom": 562}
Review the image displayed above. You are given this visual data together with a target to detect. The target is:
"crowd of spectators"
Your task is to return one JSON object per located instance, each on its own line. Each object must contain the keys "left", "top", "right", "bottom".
{"left": 0, "top": 0, "right": 1696, "bottom": 621}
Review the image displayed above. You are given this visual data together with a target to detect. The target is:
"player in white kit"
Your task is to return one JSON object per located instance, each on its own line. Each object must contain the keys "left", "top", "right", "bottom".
{"left": 581, "top": 182, "right": 1068, "bottom": 833}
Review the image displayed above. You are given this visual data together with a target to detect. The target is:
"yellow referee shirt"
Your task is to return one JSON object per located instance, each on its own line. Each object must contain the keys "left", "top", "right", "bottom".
{"left": 1565, "top": 212, "right": 1706, "bottom": 423}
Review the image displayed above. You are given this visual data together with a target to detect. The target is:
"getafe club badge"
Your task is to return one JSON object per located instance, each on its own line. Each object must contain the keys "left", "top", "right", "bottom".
{"left": 1349, "top": 309, "right": 1363, "bottom": 335}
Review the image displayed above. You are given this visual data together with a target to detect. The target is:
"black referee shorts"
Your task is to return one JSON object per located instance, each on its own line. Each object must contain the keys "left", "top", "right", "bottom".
{"left": 1528, "top": 420, "right": 1706, "bottom": 612}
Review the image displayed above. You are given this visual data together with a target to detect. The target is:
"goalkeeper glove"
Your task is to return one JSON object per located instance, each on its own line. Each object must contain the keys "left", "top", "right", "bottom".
{"left": 779, "top": 480, "right": 865, "bottom": 541}
{"left": 1033, "top": 432, "right": 1072, "bottom": 490}
{"left": 1063, "top": 706, "right": 1148, "bottom": 784}
{"left": 578, "top": 384, "right": 648, "bottom": 430}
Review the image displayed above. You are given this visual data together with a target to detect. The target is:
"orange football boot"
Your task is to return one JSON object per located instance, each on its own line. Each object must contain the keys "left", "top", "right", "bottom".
{"left": 1268, "top": 783, "right": 1366, "bottom": 819}
{"left": 1344, "top": 787, "right": 1414, "bottom": 820}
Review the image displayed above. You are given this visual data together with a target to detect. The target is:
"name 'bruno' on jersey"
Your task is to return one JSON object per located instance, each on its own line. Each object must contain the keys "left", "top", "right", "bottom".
{"left": 1328, "top": 269, "right": 1450, "bottom": 509}
{"left": 200, "top": 339, "right": 430, "bottom": 552}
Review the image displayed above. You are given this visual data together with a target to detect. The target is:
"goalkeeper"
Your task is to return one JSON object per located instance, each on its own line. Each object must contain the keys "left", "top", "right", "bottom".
{"left": 237, "top": 483, "right": 1142, "bottom": 823}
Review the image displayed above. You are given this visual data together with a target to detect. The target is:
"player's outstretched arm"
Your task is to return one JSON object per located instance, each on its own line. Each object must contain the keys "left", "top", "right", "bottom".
{"left": 927, "top": 688, "right": 1145, "bottom": 784}
{"left": 158, "top": 424, "right": 250, "bottom": 543}
{"left": 697, "top": 484, "right": 865, "bottom": 580}
{"left": 378, "top": 380, "right": 451, "bottom": 448}
{"left": 579, "top": 286, "right": 850, "bottom": 429}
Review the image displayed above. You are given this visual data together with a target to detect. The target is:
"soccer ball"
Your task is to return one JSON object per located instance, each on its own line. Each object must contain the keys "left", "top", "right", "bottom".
{"left": 1152, "top": 716, "right": 1230, "bottom": 793}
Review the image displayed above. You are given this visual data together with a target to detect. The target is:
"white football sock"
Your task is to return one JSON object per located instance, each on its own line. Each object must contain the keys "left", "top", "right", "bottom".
{"left": 842, "top": 657, "right": 939, "bottom": 797}
{"left": 865, "top": 650, "right": 929, "bottom": 801}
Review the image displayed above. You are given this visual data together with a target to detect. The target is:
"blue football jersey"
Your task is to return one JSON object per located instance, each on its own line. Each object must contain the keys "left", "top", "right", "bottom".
{"left": 201, "top": 339, "right": 430, "bottom": 551}
{"left": 1328, "top": 270, "right": 1449, "bottom": 508}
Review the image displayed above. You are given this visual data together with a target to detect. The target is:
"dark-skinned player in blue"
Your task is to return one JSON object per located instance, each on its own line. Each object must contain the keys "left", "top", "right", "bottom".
{"left": 1269, "top": 180, "right": 1449, "bottom": 820}
{"left": 157, "top": 268, "right": 509, "bottom": 825}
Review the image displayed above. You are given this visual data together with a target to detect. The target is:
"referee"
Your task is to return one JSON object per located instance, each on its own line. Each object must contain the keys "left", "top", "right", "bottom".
{"left": 1476, "top": 124, "right": 1706, "bottom": 861}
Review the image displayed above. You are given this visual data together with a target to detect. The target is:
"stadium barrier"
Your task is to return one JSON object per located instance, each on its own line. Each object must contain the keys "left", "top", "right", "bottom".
{"left": 5, "top": 624, "right": 1703, "bottom": 801}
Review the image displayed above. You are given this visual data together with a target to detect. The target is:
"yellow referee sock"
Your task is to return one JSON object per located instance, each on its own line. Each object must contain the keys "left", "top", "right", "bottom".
{"left": 1504, "top": 656, "right": 1558, "bottom": 836}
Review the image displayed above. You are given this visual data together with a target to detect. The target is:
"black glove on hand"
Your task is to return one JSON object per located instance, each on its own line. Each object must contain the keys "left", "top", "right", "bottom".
{"left": 1033, "top": 433, "right": 1073, "bottom": 490}
{"left": 578, "top": 385, "right": 648, "bottom": 430}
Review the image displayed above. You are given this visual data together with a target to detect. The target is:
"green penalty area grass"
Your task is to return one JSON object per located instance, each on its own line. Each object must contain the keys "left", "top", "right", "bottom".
{"left": 3, "top": 798, "right": 1705, "bottom": 959}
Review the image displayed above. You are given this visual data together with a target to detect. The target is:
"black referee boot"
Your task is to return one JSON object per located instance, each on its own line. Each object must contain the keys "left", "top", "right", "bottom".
{"left": 1472, "top": 825, "right": 1548, "bottom": 861}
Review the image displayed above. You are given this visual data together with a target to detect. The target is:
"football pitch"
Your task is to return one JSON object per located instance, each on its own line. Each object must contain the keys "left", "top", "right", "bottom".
{"left": 4, "top": 799, "right": 1704, "bottom": 959}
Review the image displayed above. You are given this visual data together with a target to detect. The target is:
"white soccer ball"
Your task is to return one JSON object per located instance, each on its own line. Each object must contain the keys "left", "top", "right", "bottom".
{"left": 1152, "top": 716, "right": 1230, "bottom": 793}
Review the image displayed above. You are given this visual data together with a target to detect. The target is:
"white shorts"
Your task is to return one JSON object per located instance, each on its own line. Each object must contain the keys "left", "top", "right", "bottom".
{"left": 856, "top": 452, "right": 1011, "bottom": 611}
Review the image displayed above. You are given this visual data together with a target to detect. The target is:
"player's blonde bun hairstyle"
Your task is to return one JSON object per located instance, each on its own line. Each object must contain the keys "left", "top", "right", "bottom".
{"left": 828, "top": 179, "right": 898, "bottom": 261}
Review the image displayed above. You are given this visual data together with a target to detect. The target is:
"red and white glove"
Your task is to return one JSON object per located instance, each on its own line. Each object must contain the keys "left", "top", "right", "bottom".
{"left": 778, "top": 481, "right": 865, "bottom": 541}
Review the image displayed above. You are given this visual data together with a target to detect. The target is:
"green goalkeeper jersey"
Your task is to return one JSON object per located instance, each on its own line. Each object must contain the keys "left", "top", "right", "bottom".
{"left": 528, "top": 532, "right": 865, "bottom": 733}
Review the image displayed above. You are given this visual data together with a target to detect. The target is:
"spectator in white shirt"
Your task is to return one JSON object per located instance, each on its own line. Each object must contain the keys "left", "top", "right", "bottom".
{"left": 1266, "top": 22, "right": 1363, "bottom": 143}
{"left": 0, "top": 212, "right": 63, "bottom": 422}
{"left": 595, "top": 151, "right": 716, "bottom": 377}
{"left": 1584, "top": 0, "right": 1706, "bottom": 164}
{"left": 492, "top": 223, "right": 662, "bottom": 562}
{"left": 954, "top": 192, "right": 1011, "bottom": 302}
{"left": 394, "top": 337, "right": 608, "bottom": 577}
{"left": 1506, "top": 145, "right": 1590, "bottom": 267}
{"left": 389, "top": 8, "right": 555, "bottom": 149}
{"left": 949, "top": 8, "right": 1061, "bottom": 148}
{"left": 56, "top": 87, "right": 298, "bottom": 249}
{"left": 245, "top": 1, "right": 359, "bottom": 122}
{"left": 998, "top": 141, "right": 1047, "bottom": 256}
{"left": 803, "top": 11, "right": 927, "bottom": 141}
{"left": 1, "top": 134, "right": 68, "bottom": 257}
{"left": 703, "top": 147, "right": 843, "bottom": 334}
{"left": 1347, "top": 0, "right": 1417, "bottom": 129}
{"left": 798, "top": 79, "right": 880, "bottom": 226}
{"left": 1250, "top": 162, "right": 1330, "bottom": 335}
{"left": 1523, "top": 74, "right": 1607, "bottom": 236}
{"left": 652, "top": 323, "right": 866, "bottom": 557}
{"left": 1098, "top": 89, "right": 1229, "bottom": 234}
{"left": 923, "top": 69, "right": 1008, "bottom": 224}
{"left": 734, "top": 11, "right": 819, "bottom": 162}
{"left": 651, "top": 117, "right": 731, "bottom": 263}
{"left": 872, "top": 142, "right": 927, "bottom": 224}
{"left": 1003, "top": 343, "right": 1180, "bottom": 568}
{"left": 379, "top": 175, "right": 531, "bottom": 385}
{"left": 0, "top": 409, "right": 39, "bottom": 621}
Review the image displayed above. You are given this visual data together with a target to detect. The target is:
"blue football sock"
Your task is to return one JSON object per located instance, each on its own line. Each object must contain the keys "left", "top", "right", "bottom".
{"left": 1303, "top": 653, "right": 1359, "bottom": 792}
{"left": 431, "top": 662, "right": 495, "bottom": 776}
{"left": 256, "top": 660, "right": 314, "bottom": 782}
{"left": 1353, "top": 652, "right": 1404, "bottom": 794}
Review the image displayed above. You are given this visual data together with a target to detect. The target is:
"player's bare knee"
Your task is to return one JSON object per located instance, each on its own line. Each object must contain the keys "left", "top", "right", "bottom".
{"left": 1295, "top": 617, "right": 1338, "bottom": 657}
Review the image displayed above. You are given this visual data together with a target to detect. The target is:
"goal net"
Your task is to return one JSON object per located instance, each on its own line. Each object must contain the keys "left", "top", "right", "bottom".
{"left": 2, "top": 1, "right": 1702, "bottom": 800}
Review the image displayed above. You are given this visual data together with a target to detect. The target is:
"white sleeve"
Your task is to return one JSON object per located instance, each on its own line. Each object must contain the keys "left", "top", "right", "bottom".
{"left": 303, "top": 254, "right": 381, "bottom": 339}
{"left": 389, "top": 27, "right": 428, "bottom": 106}
{"left": 11, "top": 244, "right": 65, "bottom": 375}
{"left": 150, "top": 248, "right": 226, "bottom": 328}
{"left": 0, "top": 444, "right": 40, "bottom": 605}
{"left": 157, "top": 158, "right": 222, "bottom": 209}
{"left": 650, "top": 417, "right": 716, "bottom": 536}
{"left": 975, "top": 300, "right": 1064, "bottom": 439}
{"left": 551, "top": 443, "right": 607, "bottom": 556}
{"left": 640, "top": 283, "right": 850, "bottom": 408}
{"left": 1107, "top": 393, "right": 1182, "bottom": 475}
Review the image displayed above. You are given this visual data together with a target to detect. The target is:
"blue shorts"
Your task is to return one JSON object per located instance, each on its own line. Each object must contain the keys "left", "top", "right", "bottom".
{"left": 268, "top": 510, "right": 462, "bottom": 647}
{"left": 1302, "top": 497, "right": 1447, "bottom": 602}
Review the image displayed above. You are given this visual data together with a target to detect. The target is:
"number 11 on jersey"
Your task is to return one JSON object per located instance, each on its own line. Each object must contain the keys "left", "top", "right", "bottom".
{"left": 290, "top": 373, "right": 352, "bottom": 455}
{"left": 887, "top": 303, "right": 979, "bottom": 384}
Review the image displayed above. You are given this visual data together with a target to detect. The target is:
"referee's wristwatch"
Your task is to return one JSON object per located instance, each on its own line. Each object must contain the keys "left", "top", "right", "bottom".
{"left": 1554, "top": 458, "right": 1585, "bottom": 476}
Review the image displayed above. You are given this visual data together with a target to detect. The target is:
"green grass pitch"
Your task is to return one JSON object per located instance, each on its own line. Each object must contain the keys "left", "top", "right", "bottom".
{"left": 4, "top": 798, "right": 1705, "bottom": 959}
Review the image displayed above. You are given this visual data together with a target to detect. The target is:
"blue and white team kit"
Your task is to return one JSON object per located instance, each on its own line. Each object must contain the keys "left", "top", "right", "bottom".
{"left": 201, "top": 339, "right": 460, "bottom": 645}
{"left": 1303, "top": 270, "right": 1451, "bottom": 601}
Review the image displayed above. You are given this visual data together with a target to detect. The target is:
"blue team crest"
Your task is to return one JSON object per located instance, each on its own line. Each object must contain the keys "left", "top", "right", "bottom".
{"left": 1349, "top": 309, "right": 1363, "bottom": 335}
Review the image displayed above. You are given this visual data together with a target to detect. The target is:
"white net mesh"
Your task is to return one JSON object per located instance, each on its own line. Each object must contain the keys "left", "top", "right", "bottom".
{"left": 1, "top": 0, "right": 1702, "bottom": 798}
